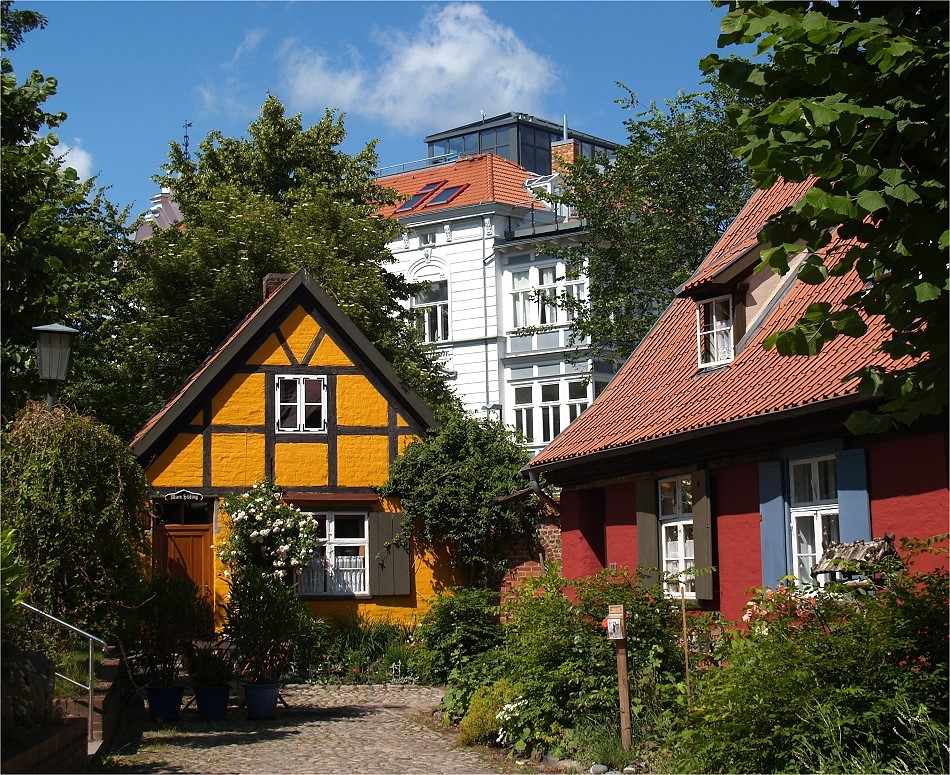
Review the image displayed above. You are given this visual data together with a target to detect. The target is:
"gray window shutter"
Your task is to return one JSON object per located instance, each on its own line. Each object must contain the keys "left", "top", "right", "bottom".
{"left": 692, "top": 469, "right": 713, "bottom": 600}
{"left": 369, "top": 512, "right": 411, "bottom": 596}
{"left": 758, "top": 461, "right": 789, "bottom": 587}
{"left": 636, "top": 479, "right": 659, "bottom": 587}
{"left": 836, "top": 448, "right": 871, "bottom": 542}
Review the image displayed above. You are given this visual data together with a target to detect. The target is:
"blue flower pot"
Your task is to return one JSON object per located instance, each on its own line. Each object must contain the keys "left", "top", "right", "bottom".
{"left": 242, "top": 682, "right": 280, "bottom": 719}
{"left": 194, "top": 684, "right": 230, "bottom": 721}
{"left": 146, "top": 686, "right": 185, "bottom": 722}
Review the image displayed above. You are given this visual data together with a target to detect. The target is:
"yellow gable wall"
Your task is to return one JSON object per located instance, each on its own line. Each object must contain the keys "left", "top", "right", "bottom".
{"left": 281, "top": 305, "right": 321, "bottom": 363}
{"left": 247, "top": 333, "right": 291, "bottom": 366}
{"left": 313, "top": 335, "right": 352, "bottom": 367}
{"left": 274, "top": 442, "right": 329, "bottom": 487}
{"left": 336, "top": 374, "right": 389, "bottom": 427}
{"left": 211, "top": 373, "right": 265, "bottom": 426}
{"left": 148, "top": 433, "right": 203, "bottom": 487}
{"left": 210, "top": 432, "right": 266, "bottom": 487}
{"left": 337, "top": 435, "right": 390, "bottom": 487}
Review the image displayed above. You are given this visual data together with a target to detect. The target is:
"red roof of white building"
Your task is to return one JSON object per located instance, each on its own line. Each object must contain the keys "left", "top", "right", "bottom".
{"left": 376, "top": 154, "right": 549, "bottom": 218}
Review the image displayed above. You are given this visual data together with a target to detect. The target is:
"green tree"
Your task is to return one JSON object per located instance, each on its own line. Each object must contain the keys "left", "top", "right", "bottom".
{"left": 377, "top": 414, "right": 540, "bottom": 586}
{"left": 543, "top": 81, "right": 754, "bottom": 364}
{"left": 90, "top": 96, "right": 453, "bottom": 439}
{"left": 701, "top": 1, "right": 948, "bottom": 432}
{"left": 0, "top": 1, "right": 129, "bottom": 422}
{"left": 1, "top": 402, "right": 151, "bottom": 635}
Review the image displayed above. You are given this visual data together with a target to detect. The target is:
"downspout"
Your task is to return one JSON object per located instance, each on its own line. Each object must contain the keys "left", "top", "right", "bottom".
{"left": 483, "top": 221, "right": 491, "bottom": 413}
{"left": 525, "top": 467, "right": 561, "bottom": 514}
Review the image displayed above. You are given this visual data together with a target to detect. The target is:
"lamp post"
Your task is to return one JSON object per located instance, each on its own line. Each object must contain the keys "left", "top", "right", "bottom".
{"left": 33, "top": 323, "right": 78, "bottom": 410}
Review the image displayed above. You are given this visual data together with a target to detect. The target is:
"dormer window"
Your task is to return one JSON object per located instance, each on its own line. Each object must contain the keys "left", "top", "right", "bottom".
{"left": 394, "top": 181, "right": 446, "bottom": 213}
{"left": 696, "top": 296, "right": 734, "bottom": 368}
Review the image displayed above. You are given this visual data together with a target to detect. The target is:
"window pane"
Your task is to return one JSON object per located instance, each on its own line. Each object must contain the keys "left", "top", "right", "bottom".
{"left": 303, "top": 404, "right": 323, "bottom": 430}
{"left": 539, "top": 266, "right": 557, "bottom": 285}
{"left": 512, "top": 270, "right": 529, "bottom": 290}
{"left": 821, "top": 512, "right": 840, "bottom": 548}
{"left": 335, "top": 516, "right": 365, "bottom": 539}
{"left": 684, "top": 523, "right": 694, "bottom": 559}
{"left": 818, "top": 458, "right": 837, "bottom": 501}
{"left": 659, "top": 479, "right": 677, "bottom": 517}
{"left": 541, "top": 383, "right": 559, "bottom": 402}
{"left": 665, "top": 525, "right": 679, "bottom": 558}
{"left": 514, "top": 386, "right": 532, "bottom": 404}
{"left": 792, "top": 462, "right": 814, "bottom": 505}
{"left": 279, "top": 405, "right": 297, "bottom": 430}
{"left": 303, "top": 378, "right": 323, "bottom": 402}
{"left": 279, "top": 378, "right": 298, "bottom": 403}
{"left": 680, "top": 477, "right": 693, "bottom": 514}
{"left": 568, "top": 381, "right": 586, "bottom": 400}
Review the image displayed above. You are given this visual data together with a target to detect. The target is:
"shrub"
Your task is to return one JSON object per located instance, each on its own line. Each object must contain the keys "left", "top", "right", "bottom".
{"left": 409, "top": 587, "right": 503, "bottom": 684}
{"left": 1, "top": 403, "right": 150, "bottom": 637}
{"left": 457, "top": 678, "right": 520, "bottom": 746}
{"left": 669, "top": 539, "right": 949, "bottom": 774}
{"left": 320, "top": 614, "right": 408, "bottom": 682}
{"left": 440, "top": 647, "right": 509, "bottom": 725}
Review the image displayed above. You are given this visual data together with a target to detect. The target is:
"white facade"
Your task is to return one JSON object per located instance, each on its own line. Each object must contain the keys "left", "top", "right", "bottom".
{"left": 383, "top": 171, "right": 614, "bottom": 456}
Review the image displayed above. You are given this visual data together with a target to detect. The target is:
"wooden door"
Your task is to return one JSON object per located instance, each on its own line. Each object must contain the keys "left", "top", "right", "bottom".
{"left": 154, "top": 524, "right": 214, "bottom": 600}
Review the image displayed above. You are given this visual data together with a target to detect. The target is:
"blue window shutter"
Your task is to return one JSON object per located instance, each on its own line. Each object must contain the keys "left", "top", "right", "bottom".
{"left": 758, "top": 461, "right": 788, "bottom": 587}
{"left": 836, "top": 449, "right": 871, "bottom": 542}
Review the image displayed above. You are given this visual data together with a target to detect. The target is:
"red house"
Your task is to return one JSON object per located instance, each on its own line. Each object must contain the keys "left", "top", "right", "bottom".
{"left": 524, "top": 179, "right": 948, "bottom": 622}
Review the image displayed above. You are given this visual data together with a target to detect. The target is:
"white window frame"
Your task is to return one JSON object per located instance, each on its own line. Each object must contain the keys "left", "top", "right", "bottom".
{"left": 513, "top": 384, "right": 534, "bottom": 443}
{"left": 539, "top": 382, "right": 562, "bottom": 443}
{"left": 299, "top": 511, "right": 369, "bottom": 596}
{"left": 507, "top": 262, "right": 587, "bottom": 333}
{"left": 789, "top": 455, "right": 839, "bottom": 586}
{"left": 696, "top": 295, "right": 734, "bottom": 368}
{"left": 511, "top": 269, "right": 533, "bottom": 329}
{"left": 659, "top": 475, "right": 696, "bottom": 599}
{"left": 412, "top": 278, "right": 450, "bottom": 343}
{"left": 275, "top": 375, "right": 327, "bottom": 434}
{"left": 537, "top": 265, "right": 560, "bottom": 325}
{"left": 566, "top": 379, "right": 589, "bottom": 423}
{"left": 419, "top": 230, "right": 437, "bottom": 246}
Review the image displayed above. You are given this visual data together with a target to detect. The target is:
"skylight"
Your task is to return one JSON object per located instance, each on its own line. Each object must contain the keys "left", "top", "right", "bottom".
{"left": 394, "top": 181, "right": 446, "bottom": 213}
{"left": 424, "top": 184, "right": 469, "bottom": 207}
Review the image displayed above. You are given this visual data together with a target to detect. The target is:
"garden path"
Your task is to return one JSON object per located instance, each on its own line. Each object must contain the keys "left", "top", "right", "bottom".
{"left": 97, "top": 683, "right": 555, "bottom": 774}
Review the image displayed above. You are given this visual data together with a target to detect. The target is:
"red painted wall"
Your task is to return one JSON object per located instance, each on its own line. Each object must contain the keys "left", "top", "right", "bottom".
{"left": 867, "top": 431, "right": 949, "bottom": 574}
{"left": 605, "top": 481, "right": 638, "bottom": 570}
{"left": 711, "top": 463, "right": 763, "bottom": 622}
{"left": 560, "top": 488, "right": 606, "bottom": 581}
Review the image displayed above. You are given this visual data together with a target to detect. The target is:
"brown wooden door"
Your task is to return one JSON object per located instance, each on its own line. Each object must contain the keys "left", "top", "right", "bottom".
{"left": 154, "top": 524, "right": 214, "bottom": 600}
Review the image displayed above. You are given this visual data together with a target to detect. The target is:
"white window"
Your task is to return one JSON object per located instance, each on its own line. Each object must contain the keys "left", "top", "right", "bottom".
{"left": 413, "top": 279, "right": 450, "bottom": 343}
{"left": 275, "top": 375, "right": 327, "bottom": 433}
{"left": 537, "top": 266, "right": 560, "bottom": 325}
{"left": 299, "top": 512, "right": 369, "bottom": 596}
{"left": 789, "top": 455, "right": 839, "bottom": 585}
{"left": 513, "top": 385, "right": 534, "bottom": 442}
{"left": 696, "top": 296, "right": 734, "bottom": 367}
{"left": 539, "top": 383, "right": 562, "bottom": 443}
{"left": 419, "top": 230, "right": 437, "bottom": 246}
{"left": 564, "top": 280, "right": 586, "bottom": 322}
{"left": 567, "top": 380, "right": 588, "bottom": 423}
{"left": 659, "top": 475, "right": 695, "bottom": 598}
{"left": 511, "top": 270, "right": 533, "bottom": 328}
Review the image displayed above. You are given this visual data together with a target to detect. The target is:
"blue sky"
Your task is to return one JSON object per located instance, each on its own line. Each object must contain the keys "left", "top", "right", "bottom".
{"left": 9, "top": 1, "right": 741, "bottom": 220}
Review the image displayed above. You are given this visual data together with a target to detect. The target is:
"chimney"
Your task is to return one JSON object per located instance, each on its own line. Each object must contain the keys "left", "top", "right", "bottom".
{"left": 263, "top": 273, "right": 293, "bottom": 300}
{"left": 551, "top": 138, "right": 580, "bottom": 174}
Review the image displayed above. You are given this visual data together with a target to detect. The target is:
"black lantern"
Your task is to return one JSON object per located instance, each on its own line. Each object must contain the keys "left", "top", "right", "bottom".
{"left": 33, "top": 323, "right": 78, "bottom": 410}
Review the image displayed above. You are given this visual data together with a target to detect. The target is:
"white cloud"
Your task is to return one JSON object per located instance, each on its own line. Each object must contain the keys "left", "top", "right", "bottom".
{"left": 278, "top": 3, "right": 556, "bottom": 132}
{"left": 57, "top": 142, "right": 94, "bottom": 180}
{"left": 232, "top": 27, "right": 267, "bottom": 64}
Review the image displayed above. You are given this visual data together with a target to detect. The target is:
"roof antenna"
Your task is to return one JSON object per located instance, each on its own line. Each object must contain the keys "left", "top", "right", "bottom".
{"left": 480, "top": 110, "right": 486, "bottom": 122}
{"left": 183, "top": 120, "right": 193, "bottom": 161}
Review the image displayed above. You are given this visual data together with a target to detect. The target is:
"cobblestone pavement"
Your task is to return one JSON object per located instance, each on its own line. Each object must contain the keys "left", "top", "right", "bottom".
{"left": 99, "top": 683, "right": 554, "bottom": 774}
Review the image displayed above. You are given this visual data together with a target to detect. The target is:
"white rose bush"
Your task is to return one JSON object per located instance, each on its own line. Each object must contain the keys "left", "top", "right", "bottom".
{"left": 217, "top": 480, "right": 321, "bottom": 583}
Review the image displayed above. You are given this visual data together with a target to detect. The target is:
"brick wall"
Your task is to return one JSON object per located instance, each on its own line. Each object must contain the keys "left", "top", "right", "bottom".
{"left": 497, "top": 517, "right": 562, "bottom": 597}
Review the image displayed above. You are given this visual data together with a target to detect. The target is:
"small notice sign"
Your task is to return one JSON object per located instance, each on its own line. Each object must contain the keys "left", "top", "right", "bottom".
{"left": 606, "top": 604, "right": 626, "bottom": 640}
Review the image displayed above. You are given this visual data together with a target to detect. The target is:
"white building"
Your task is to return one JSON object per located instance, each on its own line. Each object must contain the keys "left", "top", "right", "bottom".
{"left": 377, "top": 125, "right": 616, "bottom": 455}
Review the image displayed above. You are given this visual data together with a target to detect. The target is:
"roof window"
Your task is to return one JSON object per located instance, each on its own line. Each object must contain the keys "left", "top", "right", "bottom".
{"left": 424, "top": 184, "right": 469, "bottom": 207}
{"left": 394, "top": 181, "right": 446, "bottom": 213}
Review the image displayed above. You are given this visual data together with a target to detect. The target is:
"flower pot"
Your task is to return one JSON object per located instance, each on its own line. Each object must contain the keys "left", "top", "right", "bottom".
{"left": 194, "top": 684, "right": 230, "bottom": 721}
{"left": 242, "top": 682, "right": 280, "bottom": 719}
{"left": 146, "top": 686, "right": 185, "bottom": 722}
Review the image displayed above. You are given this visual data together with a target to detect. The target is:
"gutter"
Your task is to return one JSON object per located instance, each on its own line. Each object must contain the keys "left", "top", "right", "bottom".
{"left": 524, "top": 468, "right": 562, "bottom": 514}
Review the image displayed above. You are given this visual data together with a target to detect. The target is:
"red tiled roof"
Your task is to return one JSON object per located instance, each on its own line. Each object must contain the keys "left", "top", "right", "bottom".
{"left": 527, "top": 178, "right": 909, "bottom": 472}
{"left": 376, "top": 154, "right": 548, "bottom": 217}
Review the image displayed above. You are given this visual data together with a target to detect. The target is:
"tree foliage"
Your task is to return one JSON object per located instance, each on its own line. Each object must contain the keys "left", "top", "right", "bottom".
{"left": 701, "top": 1, "right": 948, "bottom": 432}
{"left": 1, "top": 402, "right": 151, "bottom": 635}
{"left": 544, "top": 80, "right": 754, "bottom": 364}
{"left": 377, "top": 414, "right": 540, "bottom": 586}
{"left": 87, "top": 96, "right": 454, "bottom": 439}
{"left": 1, "top": 1, "right": 129, "bottom": 422}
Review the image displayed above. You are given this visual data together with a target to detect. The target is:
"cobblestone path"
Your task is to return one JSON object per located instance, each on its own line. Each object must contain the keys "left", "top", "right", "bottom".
{"left": 99, "top": 683, "right": 546, "bottom": 774}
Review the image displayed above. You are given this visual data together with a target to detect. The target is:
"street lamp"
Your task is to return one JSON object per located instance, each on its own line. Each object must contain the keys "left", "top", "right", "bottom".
{"left": 33, "top": 323, "right": 78, "bottom": 410}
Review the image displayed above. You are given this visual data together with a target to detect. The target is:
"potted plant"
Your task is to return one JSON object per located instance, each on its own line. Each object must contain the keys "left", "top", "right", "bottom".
{"left": 136, "top": 573, "right": 214, "bottom": 721}
{"left": 187, "top": 645, "right": 233, "bottom": 721}
{"left": 216, "top": 481, "right": 323, "bottom": 719}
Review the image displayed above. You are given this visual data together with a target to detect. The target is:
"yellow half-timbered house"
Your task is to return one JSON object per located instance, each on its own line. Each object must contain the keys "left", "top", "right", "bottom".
{"left": 130, "top": 269, "right": 456, "bottom": 624}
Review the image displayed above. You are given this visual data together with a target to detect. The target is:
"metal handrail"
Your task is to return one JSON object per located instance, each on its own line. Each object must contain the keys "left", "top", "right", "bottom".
{"left": 20, "top": 601, "right": 107, "bottom": 743}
